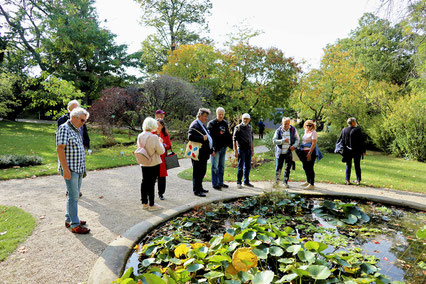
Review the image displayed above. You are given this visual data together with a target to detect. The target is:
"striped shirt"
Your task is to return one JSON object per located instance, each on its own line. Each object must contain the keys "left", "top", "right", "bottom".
{"left": 56, "top": 121, "right": 86, "bottom": 173}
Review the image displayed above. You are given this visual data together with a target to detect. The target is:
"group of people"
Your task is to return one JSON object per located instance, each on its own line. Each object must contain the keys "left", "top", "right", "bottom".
{"left": 56, "top": 100, "right": 366, "bottom": 234}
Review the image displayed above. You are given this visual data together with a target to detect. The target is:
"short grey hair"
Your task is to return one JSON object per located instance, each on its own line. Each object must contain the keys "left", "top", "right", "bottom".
{"left": 216, "top": 107, "right": 225, "bottom": 114}
{"left": 143, "top": 117, "right": 158, "bottom": 132}
{"left": 67, "top": 100, "right": 80, "bottom": 112}
{"left": 347, "top": 117, "right": 357, "bottom": 126}
{"left": 282, "top": 117, "right": 291, "bottom": 123}
{"left": 70, "top": 107, "right": 89, "bottom": 120}
{"left": 197, "top": 108, "right": 211, "bottom": 118}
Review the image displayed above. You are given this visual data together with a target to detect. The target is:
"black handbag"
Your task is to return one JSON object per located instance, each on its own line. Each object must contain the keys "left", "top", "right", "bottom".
{"left": 164, "top": 151, "right": 180, "bottom": 170}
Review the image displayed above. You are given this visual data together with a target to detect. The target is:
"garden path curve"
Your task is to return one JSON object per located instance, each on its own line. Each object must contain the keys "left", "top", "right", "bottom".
{"left": 0, "top": 146, "right": 425, "bottom": 284}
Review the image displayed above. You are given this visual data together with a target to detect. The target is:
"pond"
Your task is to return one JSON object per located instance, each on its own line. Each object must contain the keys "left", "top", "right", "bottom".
{"left": 121, "top": 192, "right": 425, "bottom": 283}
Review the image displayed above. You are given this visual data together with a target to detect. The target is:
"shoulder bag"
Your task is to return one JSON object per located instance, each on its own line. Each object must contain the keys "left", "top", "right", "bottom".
{"left": 185, "top": 128, "right": 204, "bottom": 161}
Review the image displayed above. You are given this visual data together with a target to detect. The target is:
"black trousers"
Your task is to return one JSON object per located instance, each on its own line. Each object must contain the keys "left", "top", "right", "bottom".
{"left": 158, "top": 176, "right": 166, "bottom": 196}
{"left": 192, "top": 158, "right": 208, "bottom": 193}
{"left": 346, "top": 153, "right": 362, "bottom": 181}
{"left": 302, "top": 152, "right": 316, "bottom": 185}
{"left": 141, "top": 165, "right": 159, "bottom": 206}
{"left": 276, "top": 151, "right": 293, "bottom": 183}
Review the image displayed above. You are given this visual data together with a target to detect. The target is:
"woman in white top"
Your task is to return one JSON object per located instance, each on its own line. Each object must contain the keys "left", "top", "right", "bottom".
{"left": 301, "top": 120, "right": 318, "bottom": 189}
{"left": 137, "top": 117, "right": 165, "bottom": 211}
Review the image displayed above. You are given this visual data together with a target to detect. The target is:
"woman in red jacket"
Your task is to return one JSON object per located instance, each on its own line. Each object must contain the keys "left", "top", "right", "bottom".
{"left": 156, "top": 119, "right": 171, "bottom": 200}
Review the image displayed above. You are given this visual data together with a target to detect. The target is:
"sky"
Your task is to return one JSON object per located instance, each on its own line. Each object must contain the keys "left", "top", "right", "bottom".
{"left": 94, "top": 0, "right": 391, "bottom": 73}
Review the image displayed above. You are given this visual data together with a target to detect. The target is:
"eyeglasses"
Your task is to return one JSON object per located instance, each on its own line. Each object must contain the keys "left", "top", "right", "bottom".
{"left": 307, "top": 124, "right": 313, "bottom": 127}
{"left": 80, "top": 118, "right": 86, "bottom": 123}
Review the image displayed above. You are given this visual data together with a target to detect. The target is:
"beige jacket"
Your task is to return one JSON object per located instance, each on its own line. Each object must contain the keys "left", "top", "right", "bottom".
{"left": 137, "top": 132, "right": 165, "bottom": 166}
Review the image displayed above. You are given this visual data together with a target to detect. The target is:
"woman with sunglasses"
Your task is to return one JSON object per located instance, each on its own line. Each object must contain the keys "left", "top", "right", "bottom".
{"left": 300, "top": 120, "right": 322, "bottom": 189}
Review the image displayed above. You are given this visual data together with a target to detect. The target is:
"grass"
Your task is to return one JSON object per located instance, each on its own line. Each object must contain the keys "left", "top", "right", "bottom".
{"left": 0, "top": 205, "right": 37, "bottom": 261}
{"left": 178, "top": 150, "right": 426, "bottom": 193}
{"left": 0, "top": 121, "right": 139, "bottom": 180}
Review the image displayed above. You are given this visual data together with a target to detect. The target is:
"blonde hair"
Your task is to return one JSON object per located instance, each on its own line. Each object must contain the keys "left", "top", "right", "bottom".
{"left": 304, "top": 120, "right": 316, "bottom": 130}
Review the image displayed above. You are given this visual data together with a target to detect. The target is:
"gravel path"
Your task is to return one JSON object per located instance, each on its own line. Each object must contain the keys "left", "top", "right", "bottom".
{"left": 0, "top": 146, "right": 424, "bottom": 283}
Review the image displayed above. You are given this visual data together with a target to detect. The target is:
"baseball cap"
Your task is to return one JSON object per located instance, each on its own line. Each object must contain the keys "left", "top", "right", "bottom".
{"left": 242, "top": 113, "right": 250, "bottom": 119}
{"left": 155, "top": 109, "right": 166, "bottom": 115}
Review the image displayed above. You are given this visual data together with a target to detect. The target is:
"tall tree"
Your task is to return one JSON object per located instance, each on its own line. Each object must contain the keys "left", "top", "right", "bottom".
{"left": 135, "top": 0, "right": 212, "bottom": 73}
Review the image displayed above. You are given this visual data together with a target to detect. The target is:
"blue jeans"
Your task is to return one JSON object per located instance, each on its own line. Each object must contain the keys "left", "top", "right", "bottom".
{"left": 64, "top": 171, "right": 83, "bottom": 228}
{"left": 237, "top": 148, "right": 252, "bottom": 184}
{"left": 211, "top": 146, "right": 227, "bottom": 187}
{"left": 275, "top": 151, "right": 292, "bottom": 183}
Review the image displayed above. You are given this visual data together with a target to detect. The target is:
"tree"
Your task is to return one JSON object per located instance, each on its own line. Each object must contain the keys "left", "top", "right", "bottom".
{"left": 140, "top": 75, "right": 203, "bottom": 121}
{"left": 135, "top": 0, "right": 212, "bottom": 73}
{"left": 161, "top": 43, "right": 300, "bottom": 124}
{"left": 0, "top": 0, "right": 137, "bottom": 110}
{"left": 337, "top": 13, "right": 415, "bottom": 86}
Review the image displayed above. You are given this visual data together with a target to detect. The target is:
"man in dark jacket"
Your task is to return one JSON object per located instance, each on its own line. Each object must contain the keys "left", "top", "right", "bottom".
{"left": 188, "top": 108, "right": 213, "bottom": 197}
{"left": 57, "top": 100, "right": 90, "bottom": 149}
{"left": 338, "top": 117, "right": 366, "bottom": 185}
{"left": 233, "top": 113, "right": 255, "bottom": 188}
{"left": 207, "top": 107, "right": 232, "bottom": 190}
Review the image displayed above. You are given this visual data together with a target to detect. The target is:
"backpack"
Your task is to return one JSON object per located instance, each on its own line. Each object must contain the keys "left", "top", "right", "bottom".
{"left": 134, "top": 136, "right": 153, "bottom": 164}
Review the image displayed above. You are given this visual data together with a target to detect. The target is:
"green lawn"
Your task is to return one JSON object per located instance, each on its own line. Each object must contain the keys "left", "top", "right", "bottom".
{"left": 0, "top": 205, "right": 36, "bottom": 261}
{"left": 178, "top": 150, "right": 426, "bottom": 193}
{"left": 0, "top": 121, "right": 140, "bottom": 180}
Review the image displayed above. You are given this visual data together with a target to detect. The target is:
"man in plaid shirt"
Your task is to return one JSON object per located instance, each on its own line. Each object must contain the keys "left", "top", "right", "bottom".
{"left": 56, "top": 107, "right": 90, "bottom": 234}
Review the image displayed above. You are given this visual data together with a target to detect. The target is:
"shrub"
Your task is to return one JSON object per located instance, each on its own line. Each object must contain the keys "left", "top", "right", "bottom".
{"left": 167, "top": 115, "right": 195, "bottom": 142}
{"left": 261, "top": 131, "right": 275, "bottom": 154}
{"left": 0, "top": 155, "right": 42, "bottom": 169}
{"left": 317, "top": 131, "right": 340, "bottom": 153}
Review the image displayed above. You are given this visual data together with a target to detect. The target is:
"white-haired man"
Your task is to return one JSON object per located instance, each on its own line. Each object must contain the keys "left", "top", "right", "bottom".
{"left": 233, "top": 113, "right": 255, "bottom": 189}
{"left": 56, "top": 107, "right": 90, "bottom": 234}
{"left": 57, "top": 100, "right": 90, "bottom": 149}
{"left": 207, "top": 107, "right": 232, "bottom": 190}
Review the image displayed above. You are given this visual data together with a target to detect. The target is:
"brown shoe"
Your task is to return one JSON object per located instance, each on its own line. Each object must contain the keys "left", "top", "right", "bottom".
{"left": 355, "top": 180, "right": 361, "bottom": 185}
{"left": 65, "top": 220, "right": 86, "bottom": 228}
{"left": 345, "top": 180, "right": 352, "bottom": 185}
{"left": 71, "top": 225, "right": 90, "bottom": 234}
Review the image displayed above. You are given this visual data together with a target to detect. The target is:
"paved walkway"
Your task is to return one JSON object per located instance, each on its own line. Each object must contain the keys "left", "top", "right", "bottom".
{"left": 0, "top": 147, "right": 425, "bottom": 283}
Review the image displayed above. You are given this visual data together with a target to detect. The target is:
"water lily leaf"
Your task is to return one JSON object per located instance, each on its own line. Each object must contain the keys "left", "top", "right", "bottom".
{"left": 416, "top": 226, "right": 426, "bottom": 239}
{"left": 174, "top": 244, "right": 190, "bottom": 258}
{"left": 306, "top": 265, "right": 331, "bottom": 279}
{"left": 297, "top": 250, "right": 316, "bottom": 263}
{"left": 286, "top": 245, "right": 302, "bottom": 255}
{"left": 343, "top": 266, "right": 359, "bottom": 274}
{"left": 232, "top": 248, "right": 258, "bottom": 272}
{"left": 360, "top": 211, "right": 370, "bottom": 222}
{"left": 342, "top": 214, "right": 358, "bottom": 224}
{"left": 242, "top": 230, "right": 256, "bottom": 240}
{"left": 142, "top": 258, "right": 156, "bottom": 267}
{"left": 204, "top": 271, "right": 224, "bottom": 279}
{"left": 142, "top": 272, "right": 166, "bottom": 284}
{"left": 323, "top": 200, "right": 336, "bottom": 210}
{"left": 223, "top": 232, "right": 235, "bottom": 243}
{"left": 119, "top": 279, "right": 137, "bottom": 284}
{"left": 225, "top": 263, "right": 238, "bottom": 275}
{"left": 168, "top": 258, "right": 182, "bottom": 265}
{"left": 257, "top": 234, "right": 270, "bottom": 243}
{"left": 252, "top": 247, "right": 268, "bottom": 259}
{"left": 269, "top": 246, "right": 284, "bottom": 256}
{"left": 252, "top": 270, "right": 274, "bottom": 284}
{"left": 209, "top": 255, "right": 230, "bottom": 263}
{"left": 278, "top": 273, "right": 298, "bottom": 282}
{"left": 257, "top": 218, "right": 267, "bottom": 225}
{"left": 183, "top": 258, "right": 195, "bottom": 267}
{"left": 333, "top": 256, "right": 350, "bottom": 267}
{"left": 237, "top": 271, "right": 252, "bottom": 282}
{"left": 360, "top": 263, "right": 377, "bottom": 274}
{"left": 226, "top": 228, "right": 236, "bottom": 236}
{"left": 183, "top": 221, "right": 193, "bottom": 227}
{"left": 292, "top": 268, "right": 310, "bottom": 277}
{"left": 304, "top": 241, "right": 319, "bottom": 251}
{"left": 278, "top": 258, "right": 294, "bottom": 264}
{"left": 187, "top": 263, "right": 204, "bottom": 272}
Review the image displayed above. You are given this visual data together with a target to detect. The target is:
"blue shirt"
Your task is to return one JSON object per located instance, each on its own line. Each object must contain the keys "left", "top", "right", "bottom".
{"left": 56, "top": 121, "right": 86, "bottom": 173}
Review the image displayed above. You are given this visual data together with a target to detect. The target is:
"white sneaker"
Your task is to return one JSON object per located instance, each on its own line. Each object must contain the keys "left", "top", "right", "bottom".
{"left": 148, "top": 204, "right": 163, "bottom": 211}
{"left": 237, "top": 184, "right": 243, "bottom": 189}
{"left": 283, "top": 183, "right": 290, "bottom": 188}
{"left": 301, "top": 181, "right": 309, "bottom": 186}
{"left": 304, "top": 184, "right": 315, "bottom": 190}
{"left": 142, "top": 204, "right": 149, "bottom": 210}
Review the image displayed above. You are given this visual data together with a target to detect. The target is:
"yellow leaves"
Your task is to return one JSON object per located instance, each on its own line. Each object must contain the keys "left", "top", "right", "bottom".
{"left": 174, "top": 244, "right": 190, "bottom": 258}
{"left": 343, "top": 266, "right": 359, "bottom": 274}
{"left": 225, "top": 263, "right": 238, "bottom": 275}
{"left": 222, "top": 232, "right": 234, "bottom": 243}
{"left": 191, "top": 243, "right": 205, "bottom": 249}
{"left": 232, "top": 247, "right": 258, "bottom": 272}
